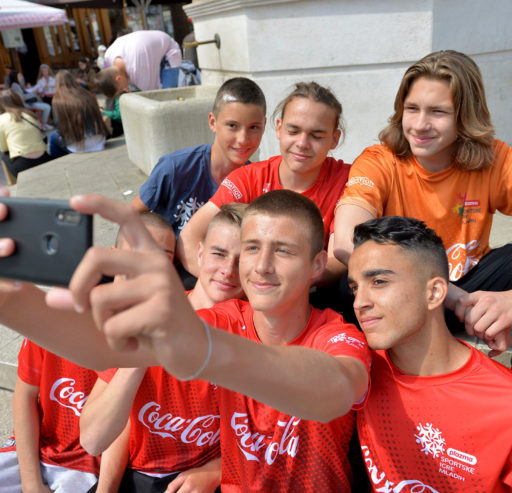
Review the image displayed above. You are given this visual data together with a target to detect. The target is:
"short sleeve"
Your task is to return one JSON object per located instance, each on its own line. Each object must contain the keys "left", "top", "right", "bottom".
{"left": 17, "top": 339, "right": 45, "bottom": 386}
{"left": 338, "top": 145, "right": 395, "bottom": 218}
{"left": 209, "top": 167, "right": 250, "bottom": 207}
{"left": 489, "top": 141, "right": 512, "bottom": 215}
{"left": 139, "top": 154, "right": 177, "bottom": 212}
{"left": 98, "top": 367, "right": 118, "bottom": 383}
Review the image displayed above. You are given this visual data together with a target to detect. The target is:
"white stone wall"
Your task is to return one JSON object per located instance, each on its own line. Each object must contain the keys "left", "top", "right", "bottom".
{"left": 185, "top": 0, "right": 512, "bottom": 163}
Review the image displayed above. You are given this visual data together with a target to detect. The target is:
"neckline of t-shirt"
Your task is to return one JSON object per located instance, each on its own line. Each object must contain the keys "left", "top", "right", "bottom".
{"left": 276, "top": 155, "right": 331, "bottom": 194}
{"left": 382, "top": 340, "right": 477, "bottom": 386}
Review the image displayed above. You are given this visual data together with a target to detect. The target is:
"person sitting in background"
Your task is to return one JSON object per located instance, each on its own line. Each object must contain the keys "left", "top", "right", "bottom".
{"left": 76, "top": 57, "right": 96, "bottom": 92}
{"left": 7, "top": 69, "right": 51, "bottom": 127}
{"left": 48, "top": 71, "right": 107, "bottom": 158}
{"left": 95, "top": 66, "right": 132, "bottom": 138}
{"left": 0, "top": 89, "right": 51, "bottom": 178}
{"left": 26, "top": 64, "right": 55, "bottom": 105}
{"left": 2, "top": 65, "right": 25, "bottom": 90}
{"left": 0, "top": 338, "right": 100, "bottom": 493}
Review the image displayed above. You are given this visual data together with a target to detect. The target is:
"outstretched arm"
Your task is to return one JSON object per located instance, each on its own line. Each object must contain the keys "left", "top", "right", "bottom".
{"left": 175, "top": 201, "right": 220, "bottom": 276}
{"left": 12, "top": 378, "right": 52, "bottom": 493}
{"left": 80, "top": 368, "right": 145, "bottom": 455}
{"left": 56, "top": 195, "right": 369, "bottom": 423}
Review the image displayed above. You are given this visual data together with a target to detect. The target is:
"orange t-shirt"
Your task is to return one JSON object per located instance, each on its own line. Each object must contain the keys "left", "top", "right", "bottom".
{"left": 338, "top": 140, "right": 512, "bottom": 281}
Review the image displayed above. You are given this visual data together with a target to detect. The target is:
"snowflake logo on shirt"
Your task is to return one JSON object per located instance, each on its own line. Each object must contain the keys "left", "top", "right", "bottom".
{"left": 174, "top": 197, "right": 205, "bottom": 230}
{"left": 415, "top": 422, "right": 446, "bottom": 458}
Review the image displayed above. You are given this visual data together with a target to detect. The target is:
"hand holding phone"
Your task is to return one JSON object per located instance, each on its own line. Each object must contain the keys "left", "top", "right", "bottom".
{"left": 0, "top": 198, "right": 92, "bottom": 286}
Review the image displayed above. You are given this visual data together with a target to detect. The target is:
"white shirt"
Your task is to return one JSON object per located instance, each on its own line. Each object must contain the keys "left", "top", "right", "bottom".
{"left": 105, "top": 30, "right": 182, "bottom": 91}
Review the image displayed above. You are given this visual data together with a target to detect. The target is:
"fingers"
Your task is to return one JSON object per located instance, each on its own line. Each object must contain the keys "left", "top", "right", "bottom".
{"left": 165, "top": 474, "right": 185, "bottom": 493}
{"left": 45, "top": 287, "right": 75, "bottom": 310}
{"left": 454, "top": 292, "right": 476, "bottom": 324}
{"left": 70, "top": 194, "right": 160, "bottom": 252}
{"left": 0, "top": 238, "right": 15, "bottom": 257}
{"left": 69, "top": 246, "right": 171, "bottom": 312}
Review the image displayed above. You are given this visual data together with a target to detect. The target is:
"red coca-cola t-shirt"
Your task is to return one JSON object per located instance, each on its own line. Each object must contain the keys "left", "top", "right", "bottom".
{"left": 3, "top": 339, "right": 100, "bottom": 474}
{"left": 209, "top": 156, "right": 351, "bottom": 247}
{"left": 99, "top": 366, "right": 220, "bottom": 474}
{"left": 358, "top": 345, "right": 512, "bottom": 492}
{"left": 198, "top": 299, "right": 372, "bottom": 492}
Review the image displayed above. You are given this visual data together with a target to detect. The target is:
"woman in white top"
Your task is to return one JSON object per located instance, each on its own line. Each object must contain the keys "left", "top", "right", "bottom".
{"left": 0, "top": 90, "right": 51, "bottom": 177}
{"left": 26, "top": 64, "right": 56, "bottom": 104}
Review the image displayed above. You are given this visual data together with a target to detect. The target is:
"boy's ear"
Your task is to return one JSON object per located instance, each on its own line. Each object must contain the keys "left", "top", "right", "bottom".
{"left": 331, "top": 128, "right": 342, "bottom": 149}
{"left": 275, "top": 118, "right": 282, "bottom": 139}
{"left": 311, "top": 250, "right": 328, "bottom": 280}
{"left": 197, "top": 241, "right": 205, "bottom": 267}
{"left": 426, "top": 276, "right": 448, "bottom": 310}
{"left": 208, "top": 112, "right": 216, "bottom": 132}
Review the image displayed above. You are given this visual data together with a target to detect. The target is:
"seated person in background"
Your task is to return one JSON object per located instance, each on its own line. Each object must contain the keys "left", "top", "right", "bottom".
{"left": 334, "top": 50, "right": 512, "bottom": 353}
{"left": 48, "top": 71, "right": 108, "bottom": 158}
{"left": 2, "top": 65, "right": 25, "bottom": 89}
{"left": 7, "top": 69, "right": 51, "bottom": 126}
{"left": 104, "top": 30, "right": 182, "bottom": 91}
{"left": 349, "top": 216, "right": 512, "bottom": 492}
{"left": 0, "top": 340, "right": 99, "bottom": 492}
{"left": 132, "top": 77, "right": 266, "bottom": 239}
{"left": 26, "top": 64, "right": 55, "bottom": 104}
{"left": 178, "top": 81, "right": 350, "bottom": 287}
{"left": 95, "top": 66, "right": 132, "bottom": 138}
{"left": 76, "top": 57, "right": 97, "bottom": 92}
{"left": 0, "top": 89, "right": 51, "bottom": 178}
{"left": 0, "top": 189, "right": 370, "bottom": 492}
{"left": 83, "top": 205, "right": 245, "bottom": 493}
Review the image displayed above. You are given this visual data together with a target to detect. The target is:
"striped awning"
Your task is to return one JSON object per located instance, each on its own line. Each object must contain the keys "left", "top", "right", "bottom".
{"left": 0, "top": 0, "right": 67, "bottom": 31}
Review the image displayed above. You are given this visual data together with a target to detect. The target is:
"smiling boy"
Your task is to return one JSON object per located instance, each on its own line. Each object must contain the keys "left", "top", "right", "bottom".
{"left": 334, "top": 50, "right": 512, "bottom": 351}
{"left": 0, "top": 190, "right": 370, "bottom": 492}
{"left": 132, "top": 77, "right": 266, "bottom": 239}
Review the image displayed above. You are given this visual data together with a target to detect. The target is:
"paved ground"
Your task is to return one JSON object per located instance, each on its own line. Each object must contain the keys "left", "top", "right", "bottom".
{"left": 0, "top": 138, "right": 511, "bottom": 445}
{"left": 0, "top": 136, "right": 147, "bottom": 443}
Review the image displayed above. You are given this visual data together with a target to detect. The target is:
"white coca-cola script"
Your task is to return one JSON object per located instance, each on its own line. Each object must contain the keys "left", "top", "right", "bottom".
{"left": 138, "top": 401, "right": 220, "bottom": 447}
{"left": 445, "top": 240, "right": 479, "bottom": 281}
{"left": 231, "top": 412, "right": 300, "bottom": 466}
{"left": 49, "top": 377, "right": 89, "bottom": 417}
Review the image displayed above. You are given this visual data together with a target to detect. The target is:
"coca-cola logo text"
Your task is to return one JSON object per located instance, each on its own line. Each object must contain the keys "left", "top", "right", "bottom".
{"left": 49, "top": 377, "right": 89, "bottom": 417}
{"left": 138, "top": 402, "right": 220, "bottom": 447}
{"left": 231, "top": 412, "right": 300, "bottom": 466}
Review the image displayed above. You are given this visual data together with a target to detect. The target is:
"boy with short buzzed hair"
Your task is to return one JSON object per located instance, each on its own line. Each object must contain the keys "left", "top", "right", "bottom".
{"left": 348, "top": 216, "right": 512, "bottom": 492}
{"left": 0, "top": 189, "right": 371, "bottom": 492}
{"left": 131, "top": 77, "right": 266, "bottom": 238}
{"left": 83, "top": 205, "right": 245, "bottom": 493}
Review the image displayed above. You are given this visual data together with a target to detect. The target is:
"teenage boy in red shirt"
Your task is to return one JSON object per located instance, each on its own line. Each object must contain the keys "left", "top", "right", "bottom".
{"left": 0, "top": 190, "right": 370, "bottom": 492}
{"left": 348, "top": 215, "right": 512, "bottom": 492}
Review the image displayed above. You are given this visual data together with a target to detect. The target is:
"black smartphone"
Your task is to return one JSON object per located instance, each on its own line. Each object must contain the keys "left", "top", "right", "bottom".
{"left": 0, "top": 197, "right": 92, "bottom": 286}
